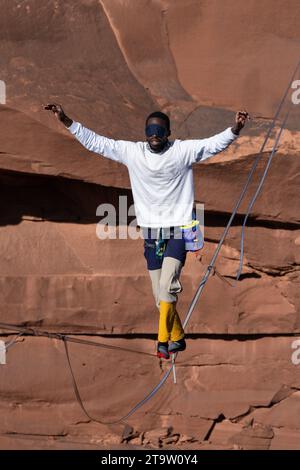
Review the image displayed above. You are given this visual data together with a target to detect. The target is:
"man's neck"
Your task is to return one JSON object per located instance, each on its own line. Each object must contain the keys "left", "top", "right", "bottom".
{"left": 148, "top": 140, "right": 171, "bottom": 154}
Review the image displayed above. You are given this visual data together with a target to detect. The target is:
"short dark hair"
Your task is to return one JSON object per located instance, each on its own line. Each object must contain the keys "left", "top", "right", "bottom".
{"left": 146, "top": 111, "right": 170, "bottom": 130}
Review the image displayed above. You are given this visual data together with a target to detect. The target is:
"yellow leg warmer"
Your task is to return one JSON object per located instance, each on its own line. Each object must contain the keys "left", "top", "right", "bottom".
{"left": 170, "top": 310, "right": 185, "bottom": 342}
{"left": 158, "top": 301, "right": 184, "bottom": 343}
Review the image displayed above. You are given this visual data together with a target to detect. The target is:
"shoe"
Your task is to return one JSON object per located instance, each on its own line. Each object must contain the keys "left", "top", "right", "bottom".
{"left": 157, "top": 342, "right": 170, "bottom": 360}
{"left": 168, "top": 338, "right": 186, "bottom": 354}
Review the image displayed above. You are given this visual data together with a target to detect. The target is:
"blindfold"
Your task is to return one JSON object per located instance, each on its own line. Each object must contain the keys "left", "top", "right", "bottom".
{"left": 145, "top": 124, "right": 168, "bottom": 138}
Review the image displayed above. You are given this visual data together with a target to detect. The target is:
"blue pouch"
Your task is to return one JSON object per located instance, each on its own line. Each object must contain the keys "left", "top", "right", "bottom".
{"left": 180, "top": 220, "right": 203, "bottom": 252}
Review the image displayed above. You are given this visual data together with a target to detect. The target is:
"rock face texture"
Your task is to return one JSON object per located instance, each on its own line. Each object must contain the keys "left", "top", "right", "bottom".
{"left": 0, "top": 0, "right": 300, "bottom": 450}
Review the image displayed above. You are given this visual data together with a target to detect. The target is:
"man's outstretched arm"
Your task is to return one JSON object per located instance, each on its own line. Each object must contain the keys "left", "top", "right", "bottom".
{"left": 43, "top": 103, "right": 130, "bottom": 165}
{"left": 180, "top": 110, "right": 250, "bottom": 165}
{"left": 202, "top": 110, "right": 250, "bottom": 158}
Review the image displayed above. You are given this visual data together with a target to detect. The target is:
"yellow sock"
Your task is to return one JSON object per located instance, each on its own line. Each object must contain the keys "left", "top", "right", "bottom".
{"left": 158, "top": 300, "right": 176, "bottom": 343}
{"left": 170, "top": 310, "right": 185, "bottom": 342}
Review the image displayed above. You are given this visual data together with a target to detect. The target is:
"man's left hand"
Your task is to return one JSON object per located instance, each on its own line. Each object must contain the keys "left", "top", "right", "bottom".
{"left": 232, "top": 110, "right": 250, "bottom": 135}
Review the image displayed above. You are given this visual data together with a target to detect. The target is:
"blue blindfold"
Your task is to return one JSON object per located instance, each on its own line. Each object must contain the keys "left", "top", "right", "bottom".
{"left": 145, "top": 124, "right": 168, "bottom": 138}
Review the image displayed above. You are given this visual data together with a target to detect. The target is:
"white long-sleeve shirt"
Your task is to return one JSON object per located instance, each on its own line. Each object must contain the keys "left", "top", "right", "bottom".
{"left": 68, "top": 121, "right": 238, "bottom": 228}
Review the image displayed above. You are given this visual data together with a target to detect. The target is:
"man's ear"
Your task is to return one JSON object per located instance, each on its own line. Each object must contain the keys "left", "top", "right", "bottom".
{"left": 167, "top": 129, "right": 171, "bottom": 137}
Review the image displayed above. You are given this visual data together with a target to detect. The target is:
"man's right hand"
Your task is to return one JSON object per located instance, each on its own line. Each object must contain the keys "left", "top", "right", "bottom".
{"left": 43, "top": 103, "right": 73, "bottom": 128}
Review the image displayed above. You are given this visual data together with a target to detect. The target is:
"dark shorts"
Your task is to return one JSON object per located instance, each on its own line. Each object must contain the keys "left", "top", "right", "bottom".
{"left": 144, "top": 236, "right": 187, "bottom": 270}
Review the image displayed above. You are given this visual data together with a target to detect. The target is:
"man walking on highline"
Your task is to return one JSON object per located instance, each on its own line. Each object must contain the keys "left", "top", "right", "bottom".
{"left": 45, "top": 103, "right": 249, "bottom": 360}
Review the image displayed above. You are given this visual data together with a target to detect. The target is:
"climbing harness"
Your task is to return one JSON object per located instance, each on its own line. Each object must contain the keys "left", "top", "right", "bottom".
{"left": 154, "top": 228, "right": 166, "bottom": 258}
{"left": 148, "top": 219, "right": 204, "bottom": 258}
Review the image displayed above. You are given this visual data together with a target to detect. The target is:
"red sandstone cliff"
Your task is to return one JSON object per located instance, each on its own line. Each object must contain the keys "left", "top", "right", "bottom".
{"left": 0, "top": 0, "right": 299, "bottom": 450}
